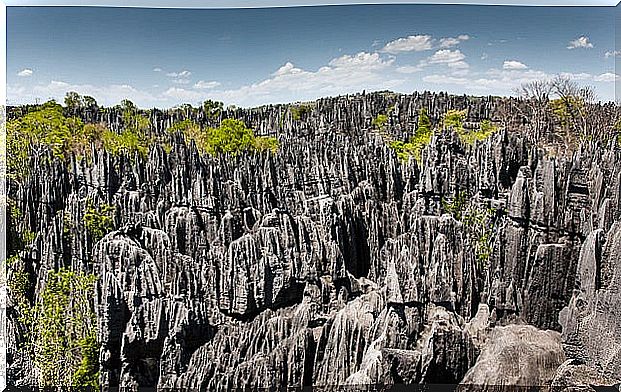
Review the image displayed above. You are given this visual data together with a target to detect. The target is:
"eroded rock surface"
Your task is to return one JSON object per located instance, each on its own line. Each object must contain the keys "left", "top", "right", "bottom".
{"left": 6, "top": 92, "right": 621, "bottom": 390}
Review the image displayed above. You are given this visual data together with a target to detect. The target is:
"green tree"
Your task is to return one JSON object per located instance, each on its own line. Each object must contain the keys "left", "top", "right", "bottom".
{"left": 443, "top": 109, "right": 467, "bottom": 132}
{"left": 203, "top": 100, "right": 224, "bottom": 121}
{"left": 373, "top": 114, "right": 389, "bottom": 130}
{"left": 23, "top": 268, "right": 99, "bottom": 387}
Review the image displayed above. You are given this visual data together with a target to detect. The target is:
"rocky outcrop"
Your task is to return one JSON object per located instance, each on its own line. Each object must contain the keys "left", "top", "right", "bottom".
{"left": 6, "top": 91, "right": 621, "bottom": 390}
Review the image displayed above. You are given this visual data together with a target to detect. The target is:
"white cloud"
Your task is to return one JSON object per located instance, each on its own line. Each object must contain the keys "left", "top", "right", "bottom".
{"left": 17, "top": 68, "right": 33, "bottom": 77}
{"left": 503, "top": 60, "right": 528, "bottom": 70}
{"left": 439, "top": 34, "right": 470, "bottom": 48}
{"left": 194, "top": 80, "right": 221, "bottom": 89}
{"left": 382, "top": 35, "right": 433, "bottom": 54}
{"left": 567, "top": 36, "right": 593, "bottom": 49}
{"left": 166, "top": 70, "right": 192, "bottom": 78}
{"left": 559, "top": 72, "right": 592, "bottom": 81}
{"left": 423, "top": 49, "right": 469, "bottom": 69}
{"left": 424, "top": 67, "right": 549, "bottom": 93}
{"left": 328, "top": 52, "right": 395, "bottom": 70}
{"left": 172, "top": 79, "right": 191, "bottom": 85}
{"left": 593, "top": 72, "right": 619, "bottom": 82}
{"left": 382, "top": 34, "right": 470, "bottom": 54}
{"left": 213, "top": 52, "right": 401, "bottom": 106}
{"left": 153, "top": 67, "right": 162, "bottom": 72}
{"left": 162, "top": 87, "right": 204, "bottom": 102}
{"left": 13, "top": 80, "right": 163, "bottom": 107}
{"left": 396, "top": 65, "right": 423, "bottom": 74}
{"left": 605, "top": 50, "right": 621, "bottom": 58}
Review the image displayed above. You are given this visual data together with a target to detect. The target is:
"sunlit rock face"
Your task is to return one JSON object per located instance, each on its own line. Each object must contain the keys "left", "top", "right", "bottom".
{"left": 6, "top": 91, "right": 621, "bottom": 390}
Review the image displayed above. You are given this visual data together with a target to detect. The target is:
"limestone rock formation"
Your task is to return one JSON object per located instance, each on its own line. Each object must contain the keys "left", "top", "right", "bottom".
{"left": 6, "top": 91, "right": 621, "bottom": 390}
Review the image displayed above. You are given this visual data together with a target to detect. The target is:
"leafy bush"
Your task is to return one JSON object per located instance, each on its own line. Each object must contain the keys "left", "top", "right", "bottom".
{"left": 460, "top": 119, "right": 498, "bottom": 145}
{"left": 168, "top": 118, "right": 279, "bottom": 155}
{"left": 442, "top": 191, "right": 468, "bottom": 221}
{"left": 84, "top": 202, "right": 115, "bottom": 242}
{"left": 23, "top": 268, "right": 99, "bottom": 387}
{"left": 443, "top": 109, "right": 467, "bottom": 132}
{"left": 373, "top": 114, "right": 389, "bottom": 130}
{"left": 203, "top": 100, "right": 224, "bottom": 121}
{"left": 7, "top": 101, "right": 84, "bottom": 179}
{"left": 291, "top": 104, "right": 312, "bottom": 121}
{"left": 443, "top": 192, "right": 497, "bottom": 270}
{"left": 387, "top": 108, "right": 433, "bottom": 164}
{"left": 101, "top": 128, "right": 150, "bottom": 158}
{"left": 254, "top": 136, "right": 280, "bottom": 153}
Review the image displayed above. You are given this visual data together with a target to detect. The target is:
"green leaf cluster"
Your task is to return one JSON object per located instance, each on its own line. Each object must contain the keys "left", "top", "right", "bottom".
{"left": 203, "top": 100, "right": 224, "bottom": 121}
{"left": 387, "top": 108, "right": 433, "bottom": 164}
{"left": 22, "top": 268, "right": 99, "bottom": 387}
{"left": 291, "top": 104, "right": 312, "bottom": 121}
{"left": 443, "top": 192, "right": 496, "bottom": 270}
{"left": 460, "top": 119, "right": 498, "bottom": 146}
{"left": 443, "top": 109, "right": 467, "bottom": 132}
{"left": 373, "top": 114, "right": 389, "bottom": 130}
{"left": 84, "top": 202, "right": 116, "bottom": 242}
{"left": 168, "top": 118, "right": 279, "bottom": 156}
{"left": 7, "top": 101, "right": 85, "bottom": 179}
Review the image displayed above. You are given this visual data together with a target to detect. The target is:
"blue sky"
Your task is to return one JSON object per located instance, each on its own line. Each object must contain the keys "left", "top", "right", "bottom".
{"left": 6, "top": 4, "right": 619, "bottom": 108}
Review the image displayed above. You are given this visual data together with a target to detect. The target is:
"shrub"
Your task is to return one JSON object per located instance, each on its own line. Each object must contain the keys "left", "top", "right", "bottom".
{"left": 291, "top": 104, "right": 312, "bottom": 121}
{"left": 254, "top": 136, "right": 280, "bottom": 153}
{"left": 460, "top": 119, "right": 498, "bottom": 146}
{"left": 102, "top": 128, "right": 150, "bottom": 158}
{"left": 203, "top": 100, "right": 224, "bottom": 121}
{"left": 443, "top": 109, "right": 467, "bottom": 132}
{"left": 169, "top": 118, "right": 279, "bottom": 156}
{"left": 6, "top": 101, "right": 84, "bottom": 179}
{"left": 84, "top": 202, "right": 115, "bottom": 242}
{"left": 443, "top": 192, "right": 497, "bottom": 271}
{"left": 23, "top": 268, "right": 99, "bottom": 387}
{"left": 373, "top": 114, "right": 389, "bottom": 130}
{"left": 387, "top": 108, "right": 433, "bottom": 164}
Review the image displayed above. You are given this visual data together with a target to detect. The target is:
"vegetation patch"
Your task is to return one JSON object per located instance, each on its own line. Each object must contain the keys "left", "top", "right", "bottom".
{"left": 84, "top": 202, "right": 116, "bottom": 242}
{"left": 291, "top": 104, "right": 312, "bottom": 121}
{"left": 460, "top": 120, "right": 498, "bottom": 146}
{"left": 386, "top": 108, "right": 433, "bottom": 164}
{"left": 168, "top": 118, "right": 279, "bottom": 156}
{"left": 19, "top": 268, "right": 99, "bottom": 387}
{"left": 443, "top": 191, "right": 498, "bottom": 271}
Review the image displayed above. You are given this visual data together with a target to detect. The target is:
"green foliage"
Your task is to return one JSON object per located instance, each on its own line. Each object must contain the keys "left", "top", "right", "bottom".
{"left": 463, "top": 207, "right": 495, "bottom": 268}
{"left": 84, "top": 202, "right": 115, "bottom": 242}
{"left": 24, "top": 268, "right": 99, "bottom": 387}
{"left": 373, "top": 114, "right": 389, "bottom": 130}
{"left": 72, "top": 334, "right": 100, "bottom": 387}
{"left": 167, "top": 119, "right": 199, "bottom": 135}
{"left": 291, "top": 104, "right": 312, "bottom": 121}
{"left": 203, "top": 100, "right": 224, "bottom": 121}
{"left": 6, "top": 99, "right": 149, "bottom": 179}
{"left": 102, "top": 127, "right": 150, "bottom": 158}
{"left": 550, "top": 96, "right": 585, "bottom": 129}
{"left": 21, "top": 229, "right": 36, "bottom": 247}
{"left": 443, "top": 109, "right": 467, "bottom": 132}
{"left": 7, "top": 101, "right": 85, "bottom": 179}
{"left": 64, "top": 91, "right": 98, "bottom": 115}
{"left": 169, "top": 118, "right": 279, "bottom": 156}
{"left": 388, "top": 140, "right": 415, "bottom": 162}
{"left": 442, "top": 191, "right": 468, "bottom": 221}
{"left": 204, "top": 119, "right": 255, "bottom": 155}
{"left": 460, "top": 119, "right": 498, "bottom": 146}
{"left": 387, "top": 108, "right": 433, "bottom": 165}
{"left": 443, "top": 192, "right": 497, "bottom": 271}
{"left": 8, "top": 257, "right": 30, "bottom": 305}
{"left": 254, "top": 136, "right": 280, "bottom": 153}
